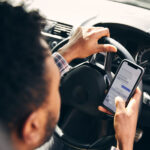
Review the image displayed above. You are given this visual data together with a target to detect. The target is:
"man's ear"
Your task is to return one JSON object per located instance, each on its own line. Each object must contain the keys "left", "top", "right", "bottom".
{"left": 22, "top": 109, "right": 45, "bottom": 146}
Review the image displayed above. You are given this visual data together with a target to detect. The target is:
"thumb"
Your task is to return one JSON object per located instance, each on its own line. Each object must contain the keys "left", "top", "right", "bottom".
{"left": 115, "top": 96, "right": 125, "bottom": 113}
{"left": 97, "top": 44, "right": 117, "bottom": 53}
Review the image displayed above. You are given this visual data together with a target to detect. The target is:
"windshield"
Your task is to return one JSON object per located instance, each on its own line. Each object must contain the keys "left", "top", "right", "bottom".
{"left": 109, "top": 0, "right": 150, "bottom": 10}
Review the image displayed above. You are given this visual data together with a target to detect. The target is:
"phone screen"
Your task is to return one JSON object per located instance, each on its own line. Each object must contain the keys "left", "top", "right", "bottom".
{"left": 103, "top": 61, "right": 142, "bottom": 113}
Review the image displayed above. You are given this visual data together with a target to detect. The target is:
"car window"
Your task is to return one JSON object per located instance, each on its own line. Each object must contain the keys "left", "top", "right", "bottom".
{"left": 109, "top": 0, "right": 150, "bottom": 10}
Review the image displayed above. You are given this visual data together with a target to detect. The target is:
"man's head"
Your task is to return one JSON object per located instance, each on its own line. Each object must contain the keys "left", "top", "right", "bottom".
{"left": 0, "top": 2, "right": 61, "bottom": 149}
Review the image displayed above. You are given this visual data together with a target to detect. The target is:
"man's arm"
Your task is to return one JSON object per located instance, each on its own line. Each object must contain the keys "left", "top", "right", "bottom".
{"left": 53, "top": 26, "right": 116, "bottom": 76}
{"left": 52, "top": 52, "right": 71, "bottom": 76}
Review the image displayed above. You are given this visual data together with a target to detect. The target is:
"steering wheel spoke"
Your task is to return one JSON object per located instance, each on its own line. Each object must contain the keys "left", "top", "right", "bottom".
{"left": 104, "top": 52, "right": 114, "bottom": 83}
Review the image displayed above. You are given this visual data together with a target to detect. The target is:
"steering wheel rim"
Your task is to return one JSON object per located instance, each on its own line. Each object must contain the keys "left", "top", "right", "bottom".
{"left": 52, "top": 37, "right": 143, "bottom": 150}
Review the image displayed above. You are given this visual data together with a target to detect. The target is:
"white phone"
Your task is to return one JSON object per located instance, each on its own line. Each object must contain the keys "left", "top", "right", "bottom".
{"left": 102, "top": 59, "right": 144, "bottom": 113}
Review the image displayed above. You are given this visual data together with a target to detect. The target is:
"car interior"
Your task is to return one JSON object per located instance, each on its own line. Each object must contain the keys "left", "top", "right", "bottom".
{"left": 10, "top": 0, "right": 150, "bottom": 149}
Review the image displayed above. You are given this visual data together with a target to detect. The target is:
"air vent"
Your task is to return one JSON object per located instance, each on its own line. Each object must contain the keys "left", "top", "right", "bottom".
{"left": 44, "top": 20, "right": 73, "bottom": 38}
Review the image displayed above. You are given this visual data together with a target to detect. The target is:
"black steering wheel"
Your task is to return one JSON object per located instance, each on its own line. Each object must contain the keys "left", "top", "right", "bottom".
{"left": 52, "top": 37, "right": 143, "bottom": 150}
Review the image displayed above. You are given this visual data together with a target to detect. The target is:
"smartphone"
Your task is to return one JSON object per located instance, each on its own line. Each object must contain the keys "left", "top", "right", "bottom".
{"left": 102, "top": 59, "right": 144, "bottom": 113}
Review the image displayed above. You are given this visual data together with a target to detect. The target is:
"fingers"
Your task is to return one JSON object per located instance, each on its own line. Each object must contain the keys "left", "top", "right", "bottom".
{"left": 87, "top": 27, "right": 104, "bottom": 32}
{"left": 97, "top": 44, "right": 117, "bottom": 53}
{"left": 91, "top": 27, "right": 110, "bottom": 39}
{"left": 88, "top": 27, "right": 117, "bottom": 53}
{"left": 76, "top": 26, "right": 110, "bottom": 40}
{"left": 115, "top": 96, "right": 126, "bottom": 113}
{"left": 82, "top": 26, "right": 110, "bottom": 39}
{"left": 126, "top": 87, "right": 142, "bottom": 115}
{"left": 98, "top": 106, "right": 113, "bottom": 115}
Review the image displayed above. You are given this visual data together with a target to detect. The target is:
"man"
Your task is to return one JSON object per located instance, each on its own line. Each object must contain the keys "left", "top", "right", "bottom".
{"left": 0, "top": 1, "right": 141, "bottom": 150}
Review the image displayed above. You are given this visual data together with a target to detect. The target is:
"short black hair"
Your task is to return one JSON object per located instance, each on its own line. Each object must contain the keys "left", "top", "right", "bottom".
{"left": 0, "top": 2, "right": 48, "bottom": 134}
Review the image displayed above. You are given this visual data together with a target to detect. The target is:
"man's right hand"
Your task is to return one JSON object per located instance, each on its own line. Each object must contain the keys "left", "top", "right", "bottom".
{"left": 114, "top": 88, "right": 141, "bottom": 150}
{"left": 58, "top": 27, "right": 117, "bottom": 63}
